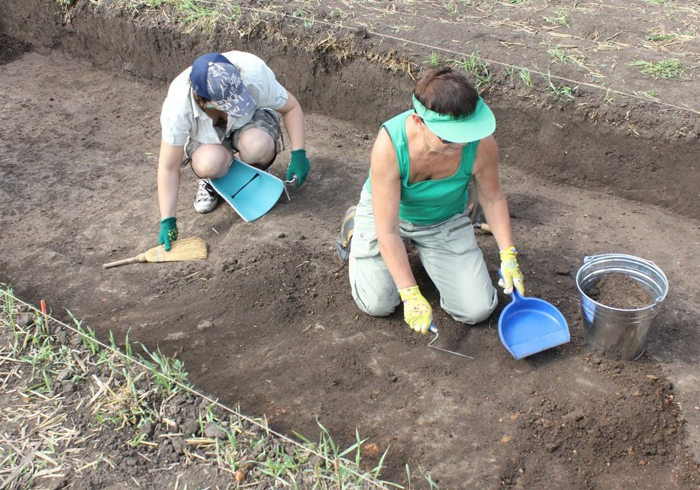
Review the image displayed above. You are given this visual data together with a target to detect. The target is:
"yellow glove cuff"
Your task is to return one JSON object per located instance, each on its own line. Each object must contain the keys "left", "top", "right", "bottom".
{"left": 499, "top": 246, "right": 517, "bottom": 261}
{"left": 398, "top": 285, "right": 421, "bottom": 301}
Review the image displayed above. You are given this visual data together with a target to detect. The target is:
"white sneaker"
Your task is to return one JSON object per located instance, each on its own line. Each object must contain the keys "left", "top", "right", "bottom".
{"left": 194, "top": 179, "right": 219, "bottom": 213}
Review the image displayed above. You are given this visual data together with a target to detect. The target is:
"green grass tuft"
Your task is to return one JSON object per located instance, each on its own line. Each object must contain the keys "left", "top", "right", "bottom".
{"left": 458, "top": 49, "right": 491, "bottom": 88}
{"left": 519, "top": 68, "right": 533, "bottom": 88}
{"left": 543, "top": 10, "right": 571, "bottom": 27}
{"left": 629, "top": 59, "right": 684, "bottom": 79}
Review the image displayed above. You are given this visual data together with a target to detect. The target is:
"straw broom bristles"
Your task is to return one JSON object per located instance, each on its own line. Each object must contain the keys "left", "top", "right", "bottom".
{"left": 103, "top": 237, "right": 207, "bottom": 269}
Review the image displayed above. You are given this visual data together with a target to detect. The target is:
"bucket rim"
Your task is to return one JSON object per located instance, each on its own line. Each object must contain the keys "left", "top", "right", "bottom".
{"left": 575, "top": 253, "right": 669, "bottom": 310}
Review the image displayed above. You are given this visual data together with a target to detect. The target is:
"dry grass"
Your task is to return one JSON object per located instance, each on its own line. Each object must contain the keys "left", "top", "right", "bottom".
{"left": 56, "top": 0, "right": 700, "bottom": 125}
{"left": 0, "top": 287, "right": 399, "bottom": 489}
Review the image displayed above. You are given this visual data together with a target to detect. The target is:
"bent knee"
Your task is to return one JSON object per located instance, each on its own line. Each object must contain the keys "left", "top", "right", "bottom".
{"left": 351, "top": 290, "right": 397, "bottom": 317}
{"left": 191, "top": 146, "right": 231, "bottom": 178}
{"left": 354, "top": 297, "right": 396, "bottom": 317}
{"left": 237, "top": 129, "right": 275, "bottom": 164}
{"left": 444, "top": 291, "right": 497, "bottom": 325}
{"left": 193, "top": 160, "right": 227, "bottom": 178}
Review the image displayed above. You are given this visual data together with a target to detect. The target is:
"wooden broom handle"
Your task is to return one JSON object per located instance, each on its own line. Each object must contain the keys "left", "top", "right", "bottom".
{"left": 103, "top": 256, "right": 141, "bottom": 269}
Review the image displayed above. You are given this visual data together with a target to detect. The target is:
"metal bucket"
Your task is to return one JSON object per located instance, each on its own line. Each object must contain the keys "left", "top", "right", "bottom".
{"left": 575, "top": 254, "right": 669, "bottom": 360}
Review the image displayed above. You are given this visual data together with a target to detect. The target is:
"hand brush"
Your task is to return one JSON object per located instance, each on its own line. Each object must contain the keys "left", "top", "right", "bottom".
{"left": 103, "top": 237, "right": 207, "bottom": 269}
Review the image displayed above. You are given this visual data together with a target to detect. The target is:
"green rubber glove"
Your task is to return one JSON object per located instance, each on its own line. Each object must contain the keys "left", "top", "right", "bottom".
{"left": 499, "top": 246, "right": 525, "bottom": 295}
{"left": 158, "top": 217, "right": 178, "bottom": 252}
{"left": 286, "top": 149, "right": 310, "bottom": 188}
{"left": 398, "top": 286, "right": 432, "bottom": 335}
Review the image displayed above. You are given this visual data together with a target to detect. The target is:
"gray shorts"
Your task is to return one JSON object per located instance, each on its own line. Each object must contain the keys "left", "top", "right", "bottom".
{"left": 183, "top": 108, "right": 283, "bottom": 168}
{"left": 348, "top": 188, "right": 497, "bottom": 325}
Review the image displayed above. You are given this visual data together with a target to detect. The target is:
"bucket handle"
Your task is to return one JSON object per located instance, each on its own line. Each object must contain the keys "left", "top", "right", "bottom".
{"left": 583, "top": 254, "right": 659, "bottom": 268}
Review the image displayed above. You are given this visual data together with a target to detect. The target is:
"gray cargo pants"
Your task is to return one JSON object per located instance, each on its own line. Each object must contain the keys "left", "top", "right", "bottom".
{"left": 348, "top": 188, "right": 497, "bottom": 324}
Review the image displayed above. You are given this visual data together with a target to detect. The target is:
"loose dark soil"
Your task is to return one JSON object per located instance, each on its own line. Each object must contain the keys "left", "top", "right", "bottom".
{"left": 587, "top": 273, "right": 654, "bottom": 310}
{"left": 0, "top": 32, "right": 30, "bottom": 65}
{"left": 1, "top": 0, "right": 699, "bottom": 217}
{"left": 1, "top": 1, "right": 700, "bottom": 489}
{"left": 1, "top": 299, "right": 377, "bottom": 490}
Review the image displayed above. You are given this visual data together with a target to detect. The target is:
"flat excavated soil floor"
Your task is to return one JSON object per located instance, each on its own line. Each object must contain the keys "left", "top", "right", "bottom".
{"left": 1, "top": 46, "right": 699, "bottom": 489}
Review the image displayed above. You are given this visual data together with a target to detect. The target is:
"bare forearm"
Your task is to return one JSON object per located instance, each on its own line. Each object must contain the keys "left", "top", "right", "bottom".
{"left": 481, "top": 194, "right": 515, "bottom": 250}
{"left": 378, "top": 233, "right": 416, "bottom": 290}
{"left": 157, "top": 141, "right": 184, "bottom": 218}
{"left": 281, "top": 104, "right": 305, "bottom": 150}
{"left": 158, "top": 165, "right": 180, "bottom": 218}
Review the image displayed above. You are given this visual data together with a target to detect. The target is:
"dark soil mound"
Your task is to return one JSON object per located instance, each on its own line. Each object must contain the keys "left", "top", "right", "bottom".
{"left": 0, "top": 33, "right": 31, "bottom": 65}
{"left": 587, "top": 273, "right": 653, "bottom": 309}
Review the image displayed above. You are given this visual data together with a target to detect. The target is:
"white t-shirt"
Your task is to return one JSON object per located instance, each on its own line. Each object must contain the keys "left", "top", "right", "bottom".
{"left": 160, "top": 51, "right": 288, "bottom": 147}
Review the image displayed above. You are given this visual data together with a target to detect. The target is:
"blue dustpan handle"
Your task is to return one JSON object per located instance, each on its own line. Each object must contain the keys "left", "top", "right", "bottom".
{"left": 498, "top": 270, "right": 523, "bottom": 304}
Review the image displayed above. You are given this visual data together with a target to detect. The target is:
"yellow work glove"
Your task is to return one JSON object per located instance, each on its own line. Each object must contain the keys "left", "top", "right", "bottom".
{"left": 398, "top": 286, "right": 432, "bottom": 335}
{"left": 499, "top": 247, "right": 525, "bottom": 295}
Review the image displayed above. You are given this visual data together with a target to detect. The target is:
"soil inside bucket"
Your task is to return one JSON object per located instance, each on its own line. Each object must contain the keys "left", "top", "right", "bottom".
{"left": 586, "top": 273, "right": 653, "bottom": 309}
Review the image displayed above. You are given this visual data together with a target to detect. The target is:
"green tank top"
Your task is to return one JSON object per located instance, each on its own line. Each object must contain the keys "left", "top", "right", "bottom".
{"left": 365, "top": 110, "right": 478, "bottom": 225}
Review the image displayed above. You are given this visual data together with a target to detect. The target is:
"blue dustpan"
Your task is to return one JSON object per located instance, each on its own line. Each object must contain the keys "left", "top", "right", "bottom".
{"left": 498, "top": 288, "right": 570, "bottom": 359}
{"left": 209, "top": 159, "right": 286, "bottom": 222}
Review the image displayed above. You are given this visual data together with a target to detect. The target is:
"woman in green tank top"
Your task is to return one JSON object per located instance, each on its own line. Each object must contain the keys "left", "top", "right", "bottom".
{"left": 339, "top": 67, "right": 525, "bottom": 336}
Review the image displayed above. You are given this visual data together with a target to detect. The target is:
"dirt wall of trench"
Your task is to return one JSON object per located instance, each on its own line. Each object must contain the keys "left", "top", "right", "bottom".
{"left": 1, "top": 0, "right": 698, "bottom": 217}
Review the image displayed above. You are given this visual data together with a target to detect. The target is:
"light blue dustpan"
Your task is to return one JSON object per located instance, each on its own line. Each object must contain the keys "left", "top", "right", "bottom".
{"left": 209, "top": 159, "right": 288, "bottom": 222}
{"left": 498, "top": 288, "right": 570, "bottom": 360}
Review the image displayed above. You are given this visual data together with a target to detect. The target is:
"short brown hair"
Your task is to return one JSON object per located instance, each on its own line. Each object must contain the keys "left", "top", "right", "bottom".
{"left": 414, "top": 67, "right": 480, "bottom": 118}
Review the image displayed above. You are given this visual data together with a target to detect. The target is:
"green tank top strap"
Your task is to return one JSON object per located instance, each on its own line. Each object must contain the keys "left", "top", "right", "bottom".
{"left": 365, "top": 110, "right": 478, "bottom": 225}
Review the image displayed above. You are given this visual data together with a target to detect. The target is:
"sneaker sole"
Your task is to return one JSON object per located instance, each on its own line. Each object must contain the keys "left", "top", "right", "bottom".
{"left": 339, "top": 206, "right": 356, "bottom": 247}
{"left": 335, "top": 205, "right": 356, "bottom": 263}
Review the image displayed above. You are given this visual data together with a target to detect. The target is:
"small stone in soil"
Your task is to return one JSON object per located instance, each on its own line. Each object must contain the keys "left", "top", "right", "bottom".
{"left": 182, "top": 419, "right": 200, "bottom": 437}
{"left": 197, "top": 320, "right": 214, "bottom": 331}
{"left": 204, "top": 422, "right": 228, "bottom": 439}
